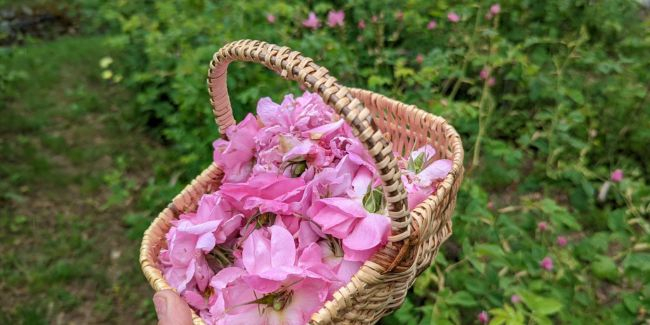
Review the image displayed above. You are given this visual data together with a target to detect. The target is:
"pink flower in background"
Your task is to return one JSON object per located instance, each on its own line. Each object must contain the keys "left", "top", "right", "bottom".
{"left": 537, "top": 221, "right": 548, "bottom": 232}
{"left": 491, "top": 4, "right": 502, "bottom": 15}
{"left": 371, "top": 15, "right": 378, "bottom": 23}
{"left": 487, "top": 77, "right": 496, "bottom": 87}
{"left": 327, "top": 10, "right": 345, "bottom": 27}
{"left": 427, "top": 20, "right": 437, "bottom": 29}
{"left": 480, "top": 67, "right": 490, "bottom": 80}
{"left": 303, "top": 12, "right": 320, "bottom": 29}
{"left": 556, "top": 236, "right": 568, "bottom": 247}
{"left": 486, "top": 4, "right": 501, "bottom": 20}
{"left": 358, "top": 19, "right": 366, "bottom": 29}
{"left": 395, "top": 10, "right": 404, "bottom": 21}
{"left": 540, "top": 257, "right": 554, "bottom": 271}
{"left": 511, "top": 294, "right": 521, "bottom": 303}
{"left": 416, "top": 54, "right": 424, "bottom": 64}
{"left": 266, "top": 14, "right": 276, "bottom": 24}
{"left": 478, "top": 310, "right": 489, "bottom": 324}
{"left": 611, "top": 169, "right": 623, "bottom": 182}
{"left": 447, "top": 12, "right": 460, "bottom": 23}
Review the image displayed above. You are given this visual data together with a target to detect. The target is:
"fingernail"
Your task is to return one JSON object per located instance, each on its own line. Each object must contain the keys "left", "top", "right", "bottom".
{"left": 153, "top": 294, "right": 167, "bottom": 316}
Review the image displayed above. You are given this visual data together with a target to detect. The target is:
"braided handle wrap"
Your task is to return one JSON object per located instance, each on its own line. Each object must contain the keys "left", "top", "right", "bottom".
{"left": 207, "top": 40, "right": 410, "bottom": 243}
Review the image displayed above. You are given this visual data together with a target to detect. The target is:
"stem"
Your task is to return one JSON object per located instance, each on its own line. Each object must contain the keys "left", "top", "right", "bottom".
{"left": 545, "top": 32, "right": 585, "bottom": 177}
{"left": 448, "top": 4, "right": 482, "bottom": 102}
{"left": 471, "top": 80, "right": 491, "bottom": 169}
{"left": 469, "top": 15, "right": 499, "bottom": 170}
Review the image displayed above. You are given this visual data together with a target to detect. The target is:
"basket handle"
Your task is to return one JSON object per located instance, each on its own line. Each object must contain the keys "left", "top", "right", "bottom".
{"left": 207, "top": 40, "right": 410, "bottom": 243}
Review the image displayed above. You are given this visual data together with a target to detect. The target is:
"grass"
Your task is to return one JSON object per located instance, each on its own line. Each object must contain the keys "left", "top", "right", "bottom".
{"left": 0, "top": 36, "right": 162, "bottom": 324}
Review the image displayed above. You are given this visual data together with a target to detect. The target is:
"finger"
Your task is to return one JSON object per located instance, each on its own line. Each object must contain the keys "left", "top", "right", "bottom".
{"left": 153, "top": 290, "right": 194, "bottom": 325}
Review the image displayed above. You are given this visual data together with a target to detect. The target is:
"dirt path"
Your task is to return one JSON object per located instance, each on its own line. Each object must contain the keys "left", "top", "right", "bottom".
{"left": 1, "top": 36, "right": 163, "bottom": 324}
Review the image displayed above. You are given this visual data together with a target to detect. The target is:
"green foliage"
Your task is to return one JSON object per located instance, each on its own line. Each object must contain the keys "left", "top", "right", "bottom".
{"left": 0, "top": 36, "right": 162, "bottom": 324}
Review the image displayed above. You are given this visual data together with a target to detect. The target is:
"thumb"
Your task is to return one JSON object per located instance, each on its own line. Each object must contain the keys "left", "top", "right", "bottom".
{"left": 153, "top": 290, "right": 194, "bottom": 325}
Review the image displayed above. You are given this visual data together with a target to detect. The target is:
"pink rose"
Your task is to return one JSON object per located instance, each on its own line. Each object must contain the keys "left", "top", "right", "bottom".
{"left": 327, "top": 10, "right": 345, "bottom": 27}
{"left": 303, "top": 12, "right": 320, "bottom": 29}
{"left": 447, "top": 12, "right": 460, "bottom": 23}
{"left": 540, "top": 256, "right": 554, "bottom": 271}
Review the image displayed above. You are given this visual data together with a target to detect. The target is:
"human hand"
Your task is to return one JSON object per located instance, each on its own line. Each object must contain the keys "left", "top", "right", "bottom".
{"left": 153, "top": 290, "right": 193, "bottom": 325}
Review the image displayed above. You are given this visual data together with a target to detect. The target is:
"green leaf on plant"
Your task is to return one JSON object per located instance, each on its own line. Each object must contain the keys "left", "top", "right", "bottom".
{"left": 445, "top": 291, "right": 477, "bottom": 307}
{"left": 519, "top": 290, "right": 563, "bottom": 316}
{"left": 591, "top": 255, "right": 619, "bottom": 281}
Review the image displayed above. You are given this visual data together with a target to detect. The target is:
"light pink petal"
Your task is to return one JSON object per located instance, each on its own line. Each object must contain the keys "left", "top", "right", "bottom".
{"left": 410, "top": 145, "right": 436, "bottom": 161}
{"left": 270, "top": 225, "right": 297, "bottom": 267}
{"left": 297, "top": 221, "right": 321, "bottom": 249}
{"left": 169, "top": 234, "right": 196, "bottom": 266}
{"left": 350, "top": 167, "right": 373, "bottom": 198}
{"left": 196, "top": 232, "right": 216, "bottom": 252}
{"left": 417, "top": 159, "right": 452, "bottom": 187}
{"left": 343, "top": 213, "right": 390, "bottom": 250}
{"left": 407, "top": 186, "right": 433, "bottom": 210}
{"left": 298, "top": 242, "right": 324, "bottom": 267}
{"left": 194, "top": 255, "right": 214, "bottom": 291}
{"left": 283, "top": 139, "right": 313, "bottom": 161}
{"left": 336, "top": 259, "right": 363, "bottom": 284}
{"left": 210, "top": 267, "right": 246, "bottom": 290}
{"left": 177, "top": 220, "right": 221, "bottom": 235}
{"left": 343, "top": 246, "right": 378, "bottom": 262}
{"left": 319, "top": 197, "right": 368, "bottom": 217}
{"left": 311, "top": 205, "right": 357, "bottom": 238}
{"left": 164, "top": 263, "right": 194, "bottom": 293}
{"left": 257, "top": 266, "right": 302, "bottom": 280}
{"left": 183, "top": 289, "right": 208, "bottom": 310}
{"left": 241, "top": 274, "right": 282, "bottom": 293}
{"left": 303, "top": 119, "right": 344, "bottom": 140}
{"left": 285, "top": 279, "right": 329, "bottom": 322}
{"left": 241, "top": 229, "right": 271, "bottom": 274}
{"left": 214, "top": 213, "right": 243, "bottom": 244}
{"left": 256, "top": 97, "right": 281, "bottom": 126}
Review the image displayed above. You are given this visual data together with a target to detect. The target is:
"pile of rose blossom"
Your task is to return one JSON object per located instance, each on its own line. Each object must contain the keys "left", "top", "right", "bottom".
{"left": 159, "top": 92, "right": 452, "bottom": 324}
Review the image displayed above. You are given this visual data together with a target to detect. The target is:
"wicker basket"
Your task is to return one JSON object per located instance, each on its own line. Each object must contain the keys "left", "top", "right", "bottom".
{"left": 140, "top": 39, "right": 464, "bottom": 324}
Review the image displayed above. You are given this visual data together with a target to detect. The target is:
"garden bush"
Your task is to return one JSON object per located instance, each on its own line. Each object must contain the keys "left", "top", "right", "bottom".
{"left": 97, "top": 0, "right": 650, "bottom": 323}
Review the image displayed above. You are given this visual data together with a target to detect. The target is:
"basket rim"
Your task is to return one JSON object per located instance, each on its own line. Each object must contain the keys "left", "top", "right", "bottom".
{"left": 139, "top": 89, "right": 464, "bottom": 324}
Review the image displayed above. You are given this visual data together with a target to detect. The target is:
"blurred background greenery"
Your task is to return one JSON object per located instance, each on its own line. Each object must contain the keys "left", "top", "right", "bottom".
{"left": 1, "top": 0, "right": 649, "bottom": 324}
